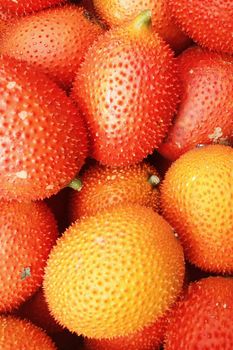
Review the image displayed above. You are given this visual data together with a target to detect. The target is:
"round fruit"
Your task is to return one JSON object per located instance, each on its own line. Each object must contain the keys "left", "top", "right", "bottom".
{"left": 0, "top": 315, "right": 57, "bottom": 350}
{"left": 92, "top": 0, "right": 191, "bottom": 52}
{"left": 44, "top": 205, "right": 184, "bottom": 338}
{"left": 0, "top": 55, "right": 88, "bottom": 201}
{"left": 159, "top": 46, "right": 233, "bottom": 161}
{"left": 0, "top": 200, "right": 58, "bottom": 312}
{"left": 0, "top": 6, "right": 104, "bottom": 88}
{"left": 85, "top": 315, "right": 166, "bottom": 350}
{"left": 17, "top": 288, "right": 62, "bottom": 334}
{"left": 72, "top": 10, "right": 180, "bottom": 166}
{"left": 168, "top": 0, "right": 233, "bottom": 54}
{"left": 161, "top": 144, "right": 233, "bottom": 273}
{"left": 69, "top": 161, "right": 161, "bottom": 222}
{"left": 0, "top": 0, "right": 66, "bottom": 15}
{"left": 164, "top": 277, "right": 233, "bottom": 349}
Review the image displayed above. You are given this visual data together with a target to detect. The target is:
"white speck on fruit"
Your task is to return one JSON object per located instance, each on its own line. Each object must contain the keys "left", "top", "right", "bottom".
{"left": 189, "top": 69, "right": 194, "bottom": 74}
{"left": 208, "top": 127, "right": 223, "bottom": 142}
{"left": 95, "top": 237, "right": 105, "bottom": 245}
{"left": 18, "top": 111, "right": 28, "bottom": 120}
{"left": 16, "top": 170, "right": 28, "bottom": 179}
{"left": 46, "top": 184, "right": 54, "bottom": 190}
{"left": 223, "top": 303, "right": 227, "bottom": 309}
{"left": 7, "top": 81, "right": 16, "bottom": 89}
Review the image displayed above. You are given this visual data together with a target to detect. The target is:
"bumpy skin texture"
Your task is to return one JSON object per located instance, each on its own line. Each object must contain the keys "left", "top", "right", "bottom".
{"left": 159, "top": 46, "right": 233, "bottom": 161}
{"left": 164, "top": 277, "right": 233, "bottom": 350}
{"left": 72, "top": 20, "right": 180, "bottom": 166}
{"left": 0, "top": 201, "right": 58, "bottom": 313}
{"left": 0, "top": 0, "right": 66, "bottom": 15}
{"left": 92, "top": 0, "right": 191, "bottom": 52}
{"left": 69, "top": 161, "right": 161, "bottom": 222}
{"left": 0, "top": 6, "right": 104, "bottom": 88}
{"left": 18, "top": 288, "right": 63, "bottom": 334}
{"left": 44, "top": 205, "right": 184, "bottom": 339}
{"left": 85, "top": 316, "right": 166, "bottom": 350}
{"left": 161, "top": 145, "right": 233, "bottom": 274}
{"left": 168, "top": 0, "right": 233, "bottom": 54}
{"left": 0, "top": 316, "right": 57, "bottom": 350}
{"left": 0, "top": 56, "right": 88, "bottom": 201}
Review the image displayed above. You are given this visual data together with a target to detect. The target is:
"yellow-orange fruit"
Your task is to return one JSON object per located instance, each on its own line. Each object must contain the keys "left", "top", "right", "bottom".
{"left": 0, "top": 200, "right": 58, "bottom": 312}
{"left": 92, "top": 0, "right": 191, "bottom": 52}
{"left": 161, "top": 144, "right": 233, "bottom": 274}
{"left": 69, "top": 161, "right": 161, "bottom": 222}
{"left": 0, "top": 315, "right": 57, "bottom": 350}
{"left": 0, "top": 5, "right": 104, "bottom": 88}
{"left": 44, "top": 205, "right": 184, "bottom": 339}
{"left": 17, "top": 288, "right": 63, "bottom": 334}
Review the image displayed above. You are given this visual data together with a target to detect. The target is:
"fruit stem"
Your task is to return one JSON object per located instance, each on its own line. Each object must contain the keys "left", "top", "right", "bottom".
{"left": 131, "top": 10, "right": 152, "bottom": 32}
{"left": 68, "top": 178, "right": 83, "bottom": 192}
{"left": 148, "top": 174, "right": 160, "bottom": 187}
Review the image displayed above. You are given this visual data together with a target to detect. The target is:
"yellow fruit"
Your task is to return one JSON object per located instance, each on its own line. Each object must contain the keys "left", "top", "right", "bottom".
{"left": 44, "top": 205, "right": 184, "bottom": 339}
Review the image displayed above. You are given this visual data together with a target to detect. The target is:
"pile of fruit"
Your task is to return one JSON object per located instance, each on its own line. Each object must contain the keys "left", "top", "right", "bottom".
{"left": 0, "top": 0, "right": 232, "bottom": 349}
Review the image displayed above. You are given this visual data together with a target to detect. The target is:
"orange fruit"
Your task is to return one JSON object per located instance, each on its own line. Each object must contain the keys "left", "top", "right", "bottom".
{"left": 164, "top": 277, "right": 233, "bottom": 349}
{"left": 0, "top": 0, "right": 67, "bottom": 15}
{"left": 0, "top": 5, "right": 104, "bottom": 88}
{"left": 72, "top": 10, "right": 180, "bottom": 166}
{"left": 161, "top": 144, "right": 233, "bottom": 273}
{"left": 85, "top": 315, "right": 166, "bottom": 350}
{"left": 17, "top": 288, "right": 63, "bottom": 334}
{"left": 92, "top": 0, "right": 191, "bottom": 52}
{"left": 44, "top": 205, "right": 184, "bottom": 338}
{"left": 159, "top": 46, "right": 233, "bottom": 161}
{"left": 69, "top": 161, "right": 161, "bottom": 222}
{"left": 168, "top": 0, "right": 233, "bottom": 54}
{"left": 0, "top": 315, "right": 57, "bottom": 350}
{"left": 0, "top": 200, "right": 58, "bottom": 312}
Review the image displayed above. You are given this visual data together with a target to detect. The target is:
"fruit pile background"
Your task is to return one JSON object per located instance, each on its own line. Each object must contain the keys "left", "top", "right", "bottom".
{"left": 0, "top": 0, "right": 232, "bottom": 349}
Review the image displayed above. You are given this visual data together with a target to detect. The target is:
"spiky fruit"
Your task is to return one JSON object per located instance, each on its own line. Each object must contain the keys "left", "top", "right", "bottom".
{"left": 17, "top": 288, "right": 63, "bottom": 334}
{"left": 0, "top": 0, "right": 66, "bottom": 15}
{"left": 69, "top": 161, "right": 161, "bottom": 222}
{"left": 0, "top": 6, "right": 104, "bottom": 88}
{"left": 159, "top": 46, "right": 233, "bottom": 161}
{"left": 168, "top": 0, "right": 233, "bottom": 54}
{"left": 44, "top": 204, "right": 185, "bottom": 339}
{"left": 0, "top": 200, "right": 58, "bottom": 312}
{"left": 85, "top": 316, "right": 166, "bottom": 350}
{"left": 0, "top": 316, "right": 57, "bottom": 350}
{"left": 72, "top": 10, "right": 180, "bottom": 167}
{"left": 92, "top": 0, "right": 191, "bottom": 52}
{"left": 0, "top": 55, "right": 88, "bottom": 201}
{"left": 161, "top": 144, "right": 233, "bottom": 274}
{"left": 164, "top": 277, "right": 233, "bottom": 349}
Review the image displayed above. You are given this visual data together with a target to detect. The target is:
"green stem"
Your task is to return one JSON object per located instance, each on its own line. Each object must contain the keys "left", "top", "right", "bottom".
{"left": 68, "top": 178, "right": 83, "bottom": 192}
{"left": 148, "top": 174, "right": 160, "bottom": 187}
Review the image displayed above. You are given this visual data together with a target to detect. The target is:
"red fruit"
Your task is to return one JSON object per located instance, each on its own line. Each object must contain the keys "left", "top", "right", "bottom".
{"left": 0, "top": 6, "right": 104, "bottom": 88}
{"left": 168, "top": 0, "right": 233, "bottom": 54}
{"left": 159, "top": 46, "right": 233, "bottom": 161}
{"left": 85, "top": 316, "right": 166, "bottom": 350}
{"left": 0, "top": 200, "right": 58, "bottom": 312}
{"left": 0, "top": 0, "right": 67, "bottom": 15}
{"left": 0, "top": 55, "right": 88, "bottom": 201}
{"left": 164, "top": 277, "right": 233, "bottom": 349}
{"left": 72, "top": 10, "right": 180, "bottom": 167}
{"left": 17, "top": 288, "right": 63, "bottom": 334}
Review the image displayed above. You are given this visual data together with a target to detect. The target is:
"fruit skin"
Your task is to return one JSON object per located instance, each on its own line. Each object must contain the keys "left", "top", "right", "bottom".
{"left": 0, "top": 200, "right": 58, "bottom": 313}
{"left": 92, "top": 0, "right": 191, "bottom": 52}
{"left": 164, "top": 277, "right": 233, "bottom": 350}
{"left": 44, "top": 204, "right": 184, "bottom": 339}
{"left": 0, "top": 6, "right": 105, "bottom": 88}
{"left": 0, "top": 55, "right": 88, "bottom": 201}
{"left": 17, "top": 288, "right": 63, "bottom": 334}
{"left": 168, "top": 0, "right": 233, "bottom": 54}
{"left": 69, "top": 161, "right": 161, "bottom": 222}
{"left": 72, "top": 12, "right": 180, "bottom": 166}
{"left": 84, "top": 315, "right": 166, "bottom": 350}
{"left": 159, "top": 46, "right": 233, "bottom": 161}
{"left": 161, "top": 144, "right": 233, "bottom": 274}
{"left": 0, "top": 315, "right": 57, "bottom": 350}
{"left": 0, "top": 0, "right": 66, "bottom": 15}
